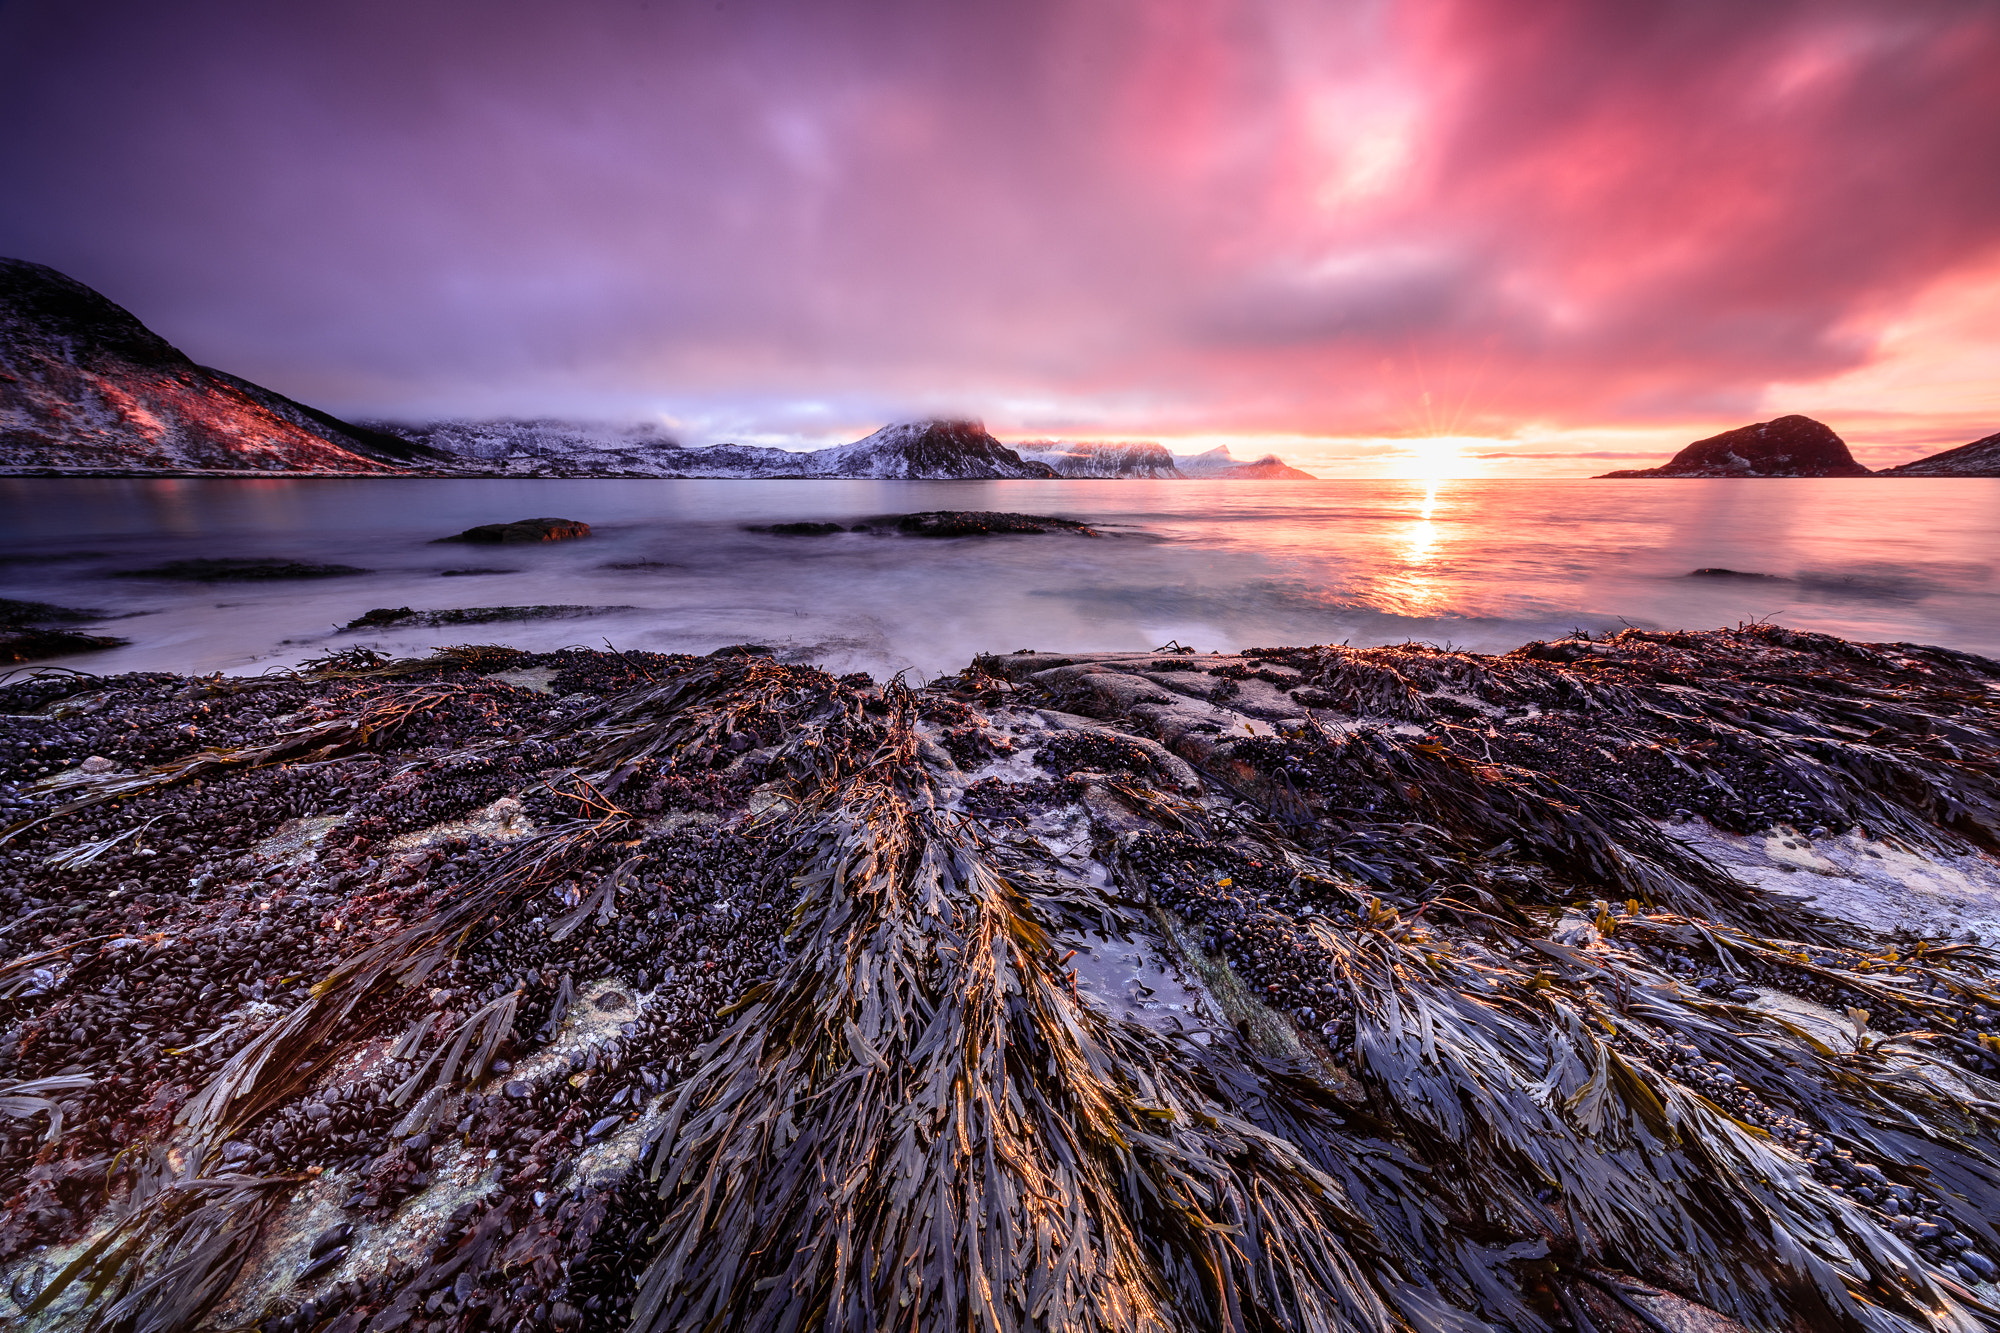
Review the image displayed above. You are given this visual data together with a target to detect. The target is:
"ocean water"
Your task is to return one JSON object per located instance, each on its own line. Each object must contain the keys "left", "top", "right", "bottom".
{"left": 1, "top": 476, "right": 1995, "bottom": 679}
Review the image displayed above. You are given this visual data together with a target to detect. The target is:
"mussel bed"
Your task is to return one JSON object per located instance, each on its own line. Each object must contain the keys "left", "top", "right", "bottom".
{"left": 0, "top": 625, "right": 1995, "bottom": 1332}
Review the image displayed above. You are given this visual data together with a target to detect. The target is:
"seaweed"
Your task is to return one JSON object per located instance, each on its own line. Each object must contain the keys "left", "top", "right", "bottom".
{"left": 2, "top": 630, "right": 1997, "bottom": 1333}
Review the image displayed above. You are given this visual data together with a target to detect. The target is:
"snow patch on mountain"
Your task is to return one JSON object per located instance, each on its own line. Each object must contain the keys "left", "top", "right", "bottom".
{"left": 1172, "top": 444, "right": 1317, "bottom": 480}
{"left": 1878, "top": 431, "right": 2000, "bottom": 477}
{"left": 1014, "top": 439, "right": 1185, "bottom": 478}
{"left": 2, "top": 257, "right": 431, "bottom": 474}
{"left": 372, "top": 417, "right": 1058, "bottom": 479}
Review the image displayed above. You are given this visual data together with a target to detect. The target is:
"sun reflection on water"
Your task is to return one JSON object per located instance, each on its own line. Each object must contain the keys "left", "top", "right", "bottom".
{"left": 1388, "top": 480, "right": 1447, "bottom": 614}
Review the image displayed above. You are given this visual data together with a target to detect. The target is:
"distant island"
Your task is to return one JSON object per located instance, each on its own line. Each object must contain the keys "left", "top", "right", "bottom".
{"left": 0, "top": 258, "right": 1312, "bottom": 481}
{"left": 1597, "top": 413, "right": 2000, "bottom": 478}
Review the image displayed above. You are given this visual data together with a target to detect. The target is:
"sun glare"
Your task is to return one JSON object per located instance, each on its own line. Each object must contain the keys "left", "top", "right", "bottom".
{"left": 1400, "top": 437, "right": 1477, "bottom": 481}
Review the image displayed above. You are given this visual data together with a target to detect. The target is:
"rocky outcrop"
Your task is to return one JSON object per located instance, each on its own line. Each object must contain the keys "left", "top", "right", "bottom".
{"left": 0, "top": 597, "right": 123, "bottom": 662}
{"left": 891, "top": 510, "right": 1097, "bottom": 537}
{"left": 1174, "top": 444, "right": 1317, "bottom": 479}
{"left": 0, "top": 258, "right": 447, "bottom": 474}
{"left": 1597, "top": 415, "right": 1871, "bottom": 477}
{"left": 441, "top": 517, "right": 592, "bottom": 544}
{"left": 1877, "top": 430, "right": 2000, "bottom": 477}
{"left": 1013, "top": 439, "right": 1186, "bottom": 478}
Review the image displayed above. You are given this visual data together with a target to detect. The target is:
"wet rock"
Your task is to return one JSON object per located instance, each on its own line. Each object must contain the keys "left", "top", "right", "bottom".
{"left": 0, "top": 627, "right": 126, "bottom": 662}
{"left": 892, "top": 511, "right": 1098, "bottom": 538}
{"left": 437, "top": 517, "right": 590, "bottom": 544}
{"left": 0, "top": 597, "right": 126, "bottom": 661}
{"left": 0, "top": 596, "right": 101, "bottom": 626}
{"left": 342, "top": 604, "right": 629, "bottom": 630}
{"left": 111, "top": 557, "right": 369, "bottom": 580}
{"left": 745, "top": 521, "right": 847, "bottom": 536}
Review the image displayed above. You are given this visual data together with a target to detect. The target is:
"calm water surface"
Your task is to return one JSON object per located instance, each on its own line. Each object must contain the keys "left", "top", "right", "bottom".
{"left": 1, "top": 477, "right": 1994, "bottom": 679}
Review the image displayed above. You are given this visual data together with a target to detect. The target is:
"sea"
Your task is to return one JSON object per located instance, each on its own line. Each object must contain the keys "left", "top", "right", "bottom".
{"left": 2, "top": 476, "right": 1996, "bottom": 680}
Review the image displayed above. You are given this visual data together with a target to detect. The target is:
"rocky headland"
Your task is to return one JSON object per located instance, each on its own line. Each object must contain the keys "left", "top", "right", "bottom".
{"left": 1878, "top": 431, "right": 2000, "bottom": 478}
{"left": 0, "top": 260, "right": 445, "bottom": 476}
{"left": 0, "top": 625, "right": 1996, "bottom": 1332}
{"left": 1599, "top": 417, "right": 2000, "bottom": 479}
{"left": 1598, "top": 416, "right": 1873, "bottom": 478}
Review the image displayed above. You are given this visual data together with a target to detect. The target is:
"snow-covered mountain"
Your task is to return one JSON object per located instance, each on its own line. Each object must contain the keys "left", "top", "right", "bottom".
{"left": 1877, "top": 431, "right": 2000, "bottom": 477}
{"left": 0, "top": 261, "right": 1323, "bottom": 483}
{"left": 375, "top": 417, "right": 1059, "bottom": 479}
{"left": 365, "top": 419, "right": 692, "bottom": 476}
{"left": 1173, "top": 444, "right": 1318, "bottom": 480}
{"left": 794, "top": 420, "right": 1057, "bottom": 478}
{"left": 1014, "top": 439, "right": 1186, "bottom": 478}
{"left": 0, "top": 258, "right": 441, "bottom": 474}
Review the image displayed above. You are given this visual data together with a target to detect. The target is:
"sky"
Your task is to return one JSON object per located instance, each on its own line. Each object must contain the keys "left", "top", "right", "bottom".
{"left": 2, "top": 0, "right": 1998, "bottom": 476}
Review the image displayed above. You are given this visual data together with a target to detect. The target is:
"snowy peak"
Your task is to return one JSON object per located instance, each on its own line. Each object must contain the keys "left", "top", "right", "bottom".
{"left": 371, "top": 417, "right": 1058, "bottom": 479}
{"left": 1174, "top": 444, "right": 1316, "bottom": 480}
{"left": 1014, "top": 439, "right": 1185, "bottom": 478}
{"left": 1, "top": 258, "right": 436, "bottom": 474}
{"left": 808, "top": 420, "right": 1057, "bottom": 479}
{"left": 370, "top": 419, "right": 685, "bottom": 475}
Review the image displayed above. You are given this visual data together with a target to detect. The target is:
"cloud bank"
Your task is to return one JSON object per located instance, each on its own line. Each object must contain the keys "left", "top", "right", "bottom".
{"left": 2, "top": 0, "right": 1996, "bottom": 467}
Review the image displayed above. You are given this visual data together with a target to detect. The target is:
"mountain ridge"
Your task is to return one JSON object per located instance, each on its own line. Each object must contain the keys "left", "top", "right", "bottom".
{"left": 1, "top": 259, "right": 1312, "bottom": 480}
{"left": 1, "top": 257, "right": 441, "bottom": 473}
{"left": 1176, "top": 444, "right": 1319, "bottom": 480}
{"left": 1877, "top": 431, "right": 2000, "bottom": 477}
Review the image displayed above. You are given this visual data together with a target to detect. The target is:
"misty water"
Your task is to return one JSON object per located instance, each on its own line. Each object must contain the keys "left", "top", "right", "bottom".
{"left": 2, "top": 476, "right": 1996, "bottom": 679}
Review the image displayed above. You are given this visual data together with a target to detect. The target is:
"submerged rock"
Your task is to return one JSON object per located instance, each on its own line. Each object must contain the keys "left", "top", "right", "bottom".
{"left": 0, "top": 626, "right": 126, "bottom": 662}
{"left": 892, "top": 510, "right": 1099, "bottom": 537}
{"left": 1, "top": 627, "right": 1996, "bottom": 1332}
{"left": 440, "top": 517, "right": 591, "bottom": 544}
{"left": 112, "top": 557, "right": 370, "bottom": 581}
{"left": 744, "top": 521, "right": 849, "bottom": 536}
{"left": 343, "top": 604, "right": 628, "bottom": 629}
{"left": 0, "top": 596, "right": 124, "bottom": 661}
{"left": 0, "top": 596, "right": 101, "bottom": 626}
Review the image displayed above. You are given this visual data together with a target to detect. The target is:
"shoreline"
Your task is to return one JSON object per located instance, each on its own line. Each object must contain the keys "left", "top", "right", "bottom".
{"left": 1, "top": 627, "right": 1997, "bottom": 1330}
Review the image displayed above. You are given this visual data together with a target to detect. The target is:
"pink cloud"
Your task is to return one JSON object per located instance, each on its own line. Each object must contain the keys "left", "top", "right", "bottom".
{"left": 0, "top": 0, "right": 1995, "bottom": 460}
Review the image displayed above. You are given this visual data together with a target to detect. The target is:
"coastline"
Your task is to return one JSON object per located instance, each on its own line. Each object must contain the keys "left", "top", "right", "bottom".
{"left": 1, "top": 626, "right": 1997, "bottom": 1329}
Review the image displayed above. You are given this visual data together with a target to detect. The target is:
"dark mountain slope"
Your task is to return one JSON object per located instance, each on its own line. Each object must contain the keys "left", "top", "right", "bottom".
{"left": 1877, "top": 431, "right": 2000, "bottom": 477}
{"left": 0, "top": 258, "right": 446, "bottom": 474}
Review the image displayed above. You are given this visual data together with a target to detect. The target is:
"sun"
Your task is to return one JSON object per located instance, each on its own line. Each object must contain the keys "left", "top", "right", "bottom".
{"left": 1403, "top": 437, "right": 1470, "bottom": 481}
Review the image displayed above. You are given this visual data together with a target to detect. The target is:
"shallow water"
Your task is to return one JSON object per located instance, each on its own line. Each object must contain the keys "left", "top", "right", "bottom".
{"left": 1, "top": 476, "right": 1995, "bottom": 678}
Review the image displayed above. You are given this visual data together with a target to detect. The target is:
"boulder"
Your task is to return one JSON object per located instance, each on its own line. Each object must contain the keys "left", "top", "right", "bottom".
{"left": 440, "top": 517, "right": 591, "bottom": 544}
